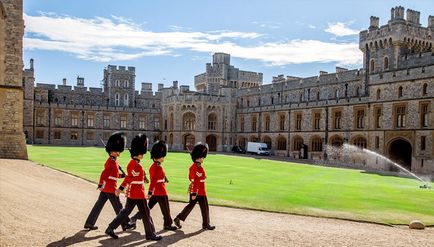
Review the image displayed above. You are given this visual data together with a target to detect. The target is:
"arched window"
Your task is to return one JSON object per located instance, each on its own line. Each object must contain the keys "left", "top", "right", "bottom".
{"left": 115, "top": 80, "right": 120, "bottom": 87}
{"left": 316, "top": 91, "right": 320, "bottom": 101}
{"left": 262, "top": 136, "right": 272, "bottom": 149}
{"left": 370, "top": 59, "right": 375, "bottom": 72}
{"left": 376, "top": 89, "right": 381, "bottom": 100}
{"left": 183, "top": 112, "right": 196, "bottom": 131}
{"left": 169, "top": 113, "right": 174, "bottom": 130}
{"left": 398, "top": 86, "right": 403, "bottom": 98}
{"left": 330, "top": 135, "right": 343, "bottom": 147}
{"left": 279, "top": 114, "right": 285, "bottom": 131}
{"left": 264, "top": 115, "right": 270, "bottom": 131}
{"left": 335, "top": 89, "right": 340, "bottom": 99}
{"left": 208, "top": 113, "right": 217, "bottom": 130}
{"left": 124, "top": 80, "right": 129, "bottom": 88}
{"left": 292, "top": 136, "right": 303, "bottom": 151}
{"left": 240, "top": 116, "right": 245, "bottom": 132}
{"left": 123, "top": 94, "right": 129, "bottom": 106}
{"left": 384, "top": 57, "right": 389, "bottom": 70}
{"left": 251, "top": 115, "right": 257, "bottom": 132}
{"left": 422, "top": 83, "right": 428, "bottom": 96}
{"left": 115, "top": 93, "right": 120, "bottom": 106}
{"left": 353, "top": 136, "right": 367, "bottom": 149}
{"left": 299, "top": 93, "right": 303, "bottom": 102}
{"left": 277, "top": 136, "right": 287, "bottom": 150}
{"left": 239, "top": 137, "right": 246, "bottom": 149}
{"left": 355, "top": 87, "right": 360, "bottom": 97}
{"left": 310, "top": 136, "right": 323, "bottom": 152}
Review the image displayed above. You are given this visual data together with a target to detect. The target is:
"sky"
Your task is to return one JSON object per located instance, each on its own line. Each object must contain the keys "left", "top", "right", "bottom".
{"left": 23, "top": 0, "right": 434, "bottom": 91}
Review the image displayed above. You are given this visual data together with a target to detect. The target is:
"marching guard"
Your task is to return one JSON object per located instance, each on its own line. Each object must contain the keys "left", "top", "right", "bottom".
{"left": 105, "top": 134, "right": 162, "bottom": 241}
{"left": 83, "top": 132, "right": 132, "bottom": 231}
{"left": 173, "top": 143, "right": 215, "bottom": 230}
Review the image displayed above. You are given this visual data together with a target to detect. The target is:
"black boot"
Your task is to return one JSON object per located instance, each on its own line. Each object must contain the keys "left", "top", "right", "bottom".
{"left": 105, "top": 228, "right": 119, "bottom": 239}
{"left": 146, "top": 234, "right": 162, "bottom": 241}
{"left": 202, "top": 224, "right": 215, "bottom": 230}
{"left": 123, "top": 222, "right": 136, "bottom": 231}
{"left": 174, "top": 217, "right": 182, "bottom": 229}
{"left": 164, "top": 225, "right": 178, "bottom": 231}
{"left": 84, "top": 225, "right": 98, "bottom": 230}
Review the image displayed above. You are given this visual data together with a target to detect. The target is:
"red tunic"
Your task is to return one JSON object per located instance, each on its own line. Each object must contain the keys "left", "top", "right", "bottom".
{"left": 148, "top": 162, "right": 168, "bottom": 196}
{"left": 189, "top": 163, "right": 206, "bottom": 196}
{"left": 98, "top": 156, "right": 123, "bottom": 193}
{"left": 120, "top": 159, "right": 146, "bottom": 199}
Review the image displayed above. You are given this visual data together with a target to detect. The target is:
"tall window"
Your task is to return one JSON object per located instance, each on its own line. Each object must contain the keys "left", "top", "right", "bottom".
{"left": 374, "top": 107, "right": 382, "bottom": 129}
{"left": 422, "top": 83, "right": 428, "bottom": 96}
{"left": 420, "top": 103, "right": 428, "bottom": 128}
{"left": 279, "top": 114, "right": 285, "bottom": 131}
{"left": 208, "top": 113, "right": 217, "bottom": 130}
{"left": 384, "top": 57, "right": 389, "bottom": 70}
{"left": 292, "top": 136, "right": 303, "bottom": 151}
{"left": 115, "top": 80, "right": 120, "bottom": 87}
{"left": 313, "top": 112, "right": 321, "bottom": 130}
{"left": 295, "top": 113, "right": 302, "bottom": 130}
{"left": 154, "top": 115, "right": 160, "bottom": 130}
{"left": 335, "top": 89, "right": 340, "bottom": 99}
{"left": 103, "top": 115, "right": 110, "bottom": 128}
{"left": 395, "top": 105, "right": 406, "bottom": 128}
{"left": 252, "top": 115, "right": 257, "bottom": 132}
{"left": 421, "top": 136, "right": 426, "bottom": 151}
{"left": 123, "top": 94, "right": 129, "bottom": 107}
{"left": 183, "top": 112, "right": 195, "bottom": 131}
{"left": 398, "top": 86, "right": 403, "bottom": 98}
{"left": 87, "top": 114, "right": 94, "bottom": 127}
{"left": 277, "top": 137, "right": 287, "bottom": 150}
{"left": 36, "top": 111, "right": 45, "bottom": 126}
{"left": 54, "top": 113, "right": 62, "bottom": 127}
{"left": 120, "top": 115, "right": 127, "bottom": 128}
{"left": 311, "top": 136, "right": 322, "bottom": 152}
{"left": 115, "top": 93, "right": 120, "bottom": 106}
{"left": 169, "top": 113, "right": 174, "bottom": 130}
{"left": 370, "top": 59, "right": 375, "bottom": 72}
{"left": 356, "top": 109, "right": 365, "bottom": 129}
{"left": 71, "top": 113, "right": 79, "bottom": 127}
{"left": 376, "top": 89, "right": 381, "bottom": 100}
{"left": 124, "top": 80, "right": 129, "bottom": 88}
{"left": 139, "top": 116, "right": 146, "bottom": 129}
{"left": 333, "top": 111, "right": 342, "bottom": 129}
{"left": 240, "top": 116, "right": 244, "bottom": 132}
{"left": 265, "top": 115, "right": 270, "bottom": 131}
{"left": 375, "top": 136, "right": 380, "bottom": 149}
{"left": 353, "top": 136, "right": 367, "bottom": 149}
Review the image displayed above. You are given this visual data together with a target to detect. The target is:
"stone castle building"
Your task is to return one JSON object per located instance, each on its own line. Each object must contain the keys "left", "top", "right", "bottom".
{"left": 23, "top": 7, "right": 433, "bottom": 175}
{"left": 0, "top": 0, "right": 27, "bottom": 159}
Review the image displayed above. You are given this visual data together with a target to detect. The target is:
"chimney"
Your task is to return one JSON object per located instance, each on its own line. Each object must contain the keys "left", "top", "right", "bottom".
{"left": 369, "top": 16, "right": 379, "bottom": 29}
{"left": 30, "top": 58, "right": 34, "bottom": 70}
{"left": 62, "top": 78, "right": 67, "bottom": 85}
{"left": 158, "top": 83, "right": 164, "bottom": 91}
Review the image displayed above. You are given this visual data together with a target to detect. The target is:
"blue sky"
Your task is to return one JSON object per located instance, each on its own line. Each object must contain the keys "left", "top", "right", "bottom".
{"left": 24, "top": 0, "right": 434, "bottom": 90}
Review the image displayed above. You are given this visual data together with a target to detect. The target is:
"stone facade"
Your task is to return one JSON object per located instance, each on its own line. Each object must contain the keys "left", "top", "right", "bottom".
{"left": 24, "top": 6, "right": 433, "bottom": 175}
{"left": 0, "top": 0, "right": 27, "bottom": 159}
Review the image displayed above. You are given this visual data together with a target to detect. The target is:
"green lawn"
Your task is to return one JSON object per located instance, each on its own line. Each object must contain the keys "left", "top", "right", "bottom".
{"left": 27, "top": 145, "right": 434, "bottom": 225}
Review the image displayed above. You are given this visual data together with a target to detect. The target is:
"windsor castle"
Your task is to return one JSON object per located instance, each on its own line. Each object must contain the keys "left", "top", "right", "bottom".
{"left": 18, "top": 6, "right": 434, "bottom": 175}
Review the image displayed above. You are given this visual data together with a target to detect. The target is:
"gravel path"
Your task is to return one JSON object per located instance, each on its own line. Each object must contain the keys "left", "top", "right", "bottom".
{"left": 1, "top": 159, "right": 433, "bottom": 247}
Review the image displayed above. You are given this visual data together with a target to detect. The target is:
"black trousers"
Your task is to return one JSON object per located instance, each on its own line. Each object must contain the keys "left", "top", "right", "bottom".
{"left": 176, "top": 195, "right": 210, "bottom": 227}
{"left": 108, "top": 198, "right": 156, "bottom": 238}
{"left": 131, "top": 195, "right": 173, "bottom": 227}
{"left": 84, "top": 192, "right": 130, "bottom": 229}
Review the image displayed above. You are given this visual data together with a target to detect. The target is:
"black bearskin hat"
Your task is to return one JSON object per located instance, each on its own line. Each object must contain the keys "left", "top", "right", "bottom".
{"left": 105, "top": 132, "right": 126, "bottom": 153}
{"left": 151, "top": 140, "right": 168, "bottom": 159}
{"left": 190, "top": 142, "right": 209, "bottom": 162}
{"left": 130, "top": 134, "right": 148, "bottom": 157}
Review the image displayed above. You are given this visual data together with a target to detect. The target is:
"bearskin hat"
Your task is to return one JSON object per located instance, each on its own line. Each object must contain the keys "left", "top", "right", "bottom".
{"left": 105, "top": 132, "right": 126, "bottom": 153}
{"left": 190, "top": 142, "right": 209, "bottom": 162}
{"left": 151, "top": 140, "right": 168, "bottom": 159}
{"left": 130, "top": 134, "right": 148, "bottom": 157}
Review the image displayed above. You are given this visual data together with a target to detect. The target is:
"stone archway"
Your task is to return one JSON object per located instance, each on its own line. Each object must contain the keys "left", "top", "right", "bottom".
{"left": 388, "top": 139, "right": 412, "bottom": 171}
{"left": 206, "top": 135, "right": 217, "bottom": 151}
{"left": 184, "top": 134, "right": 195, "bottom": 151}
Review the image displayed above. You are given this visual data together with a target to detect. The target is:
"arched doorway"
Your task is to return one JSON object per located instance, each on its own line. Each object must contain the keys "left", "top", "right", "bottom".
{"left": 184, "top": 134, "right": 195, "bottom": 151}
{"left": 206, "top": 135, "right": 217, "bottom": 151}
{"left": 388, "top": 139, "right": 412, "bottom": 171}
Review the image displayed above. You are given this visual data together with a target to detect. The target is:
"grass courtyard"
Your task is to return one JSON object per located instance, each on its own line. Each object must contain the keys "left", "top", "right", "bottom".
{"left": 27, "top": 145, "right": 434, "bottom": 225}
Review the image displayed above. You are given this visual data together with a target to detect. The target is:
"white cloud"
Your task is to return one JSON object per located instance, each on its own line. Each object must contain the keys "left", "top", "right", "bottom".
{"left": 324, "top": 22, "right": 360, "bottom": 36}
{"left": 24, "top": 13, "right": 362, "bottom": 65}
{"left": 308, "top": 24, "right": 316, "bottom": 29}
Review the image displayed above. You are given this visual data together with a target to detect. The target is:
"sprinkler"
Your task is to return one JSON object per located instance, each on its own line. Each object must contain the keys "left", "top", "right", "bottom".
{"left": 419, "top": 184, "right": 431, "bottom": 189}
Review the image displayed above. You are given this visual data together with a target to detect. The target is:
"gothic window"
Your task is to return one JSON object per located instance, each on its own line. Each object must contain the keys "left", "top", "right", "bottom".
{"left": 316, "top": 91, "right": 320, "bottom": 101}
{"left": 375, "top": 136, "right": 380, "bottom": 149}
{"left": 420, "top": 103, "right": 429, "bottom": 128}
{"left": 384, "top": 57, "right": 389, "bottom": 70}
{"left": 124, "top": 94, "right": 129, "bottom": 107}
{"left": 262, "top": 136, "right": 272, "bottom": 149}
{"left": 139, "top": 116, "right": 146, "bottom": 129}
{"left": 240, "top": 116, "right": 244, "bottom": 132}
{"left": 295, "top": 113, "right": 302, "bottom": 130}
{"left": 330, "top": 136, "right": 343, "bottom": 147}
{"left": 395, "top": 105, "right": 406, "bottom": 128}
{"left": 355, "top": 109, "right": 365, "bottom": 129}
{"left": 355, "top": 87, "right": 360, "bottom": 97}
{"left": 208, "top": 113, "right": 217, "bottom": 130}
{"left": 71, "top": 113, "right": 79, "bottom": 127}
{"left": 124, "top": 80, "right": 129, "bottom": 88}
{"left": 311, "top": 136, "right": 322, "bottom": 152}
{"left": 421, "top": 136, "right": 426, "bottom": 151}
{"left": 335, "top": 89, "right": 340, "bottom": 99}
{"left": 292, "top": 136, "right": 303, "bottom": 151}
{"left": 271, "top": 96, "right": 274, "bottom": 105}
{"left": 252, "top": 115, "right": 257, "bottom": 132}
{"left": 279, "top": 114, "right": 285, "bottom": 131}
{"left": 370, "top": 59, "right": 375, "bottom": 72}
{"left": 154, "top": 115, "right": 160, "bottom": 130}
{"left": 398, "top": 86, "right": 403, "bottom": 98}
{"left": 265, "top": 115, "right": 270, "bottom": 131}
{"left": 103, "top": 115, "right": 110, "bottom": 128}
{"left": 333, "top": 110, "right": 342, "bottom": 129}
{"left": 422, "top": 83, "right": 428, "bottom": 96}
{"left": 87, "top": 114, "right": 95, "bottom": 127}
{"left": 54, "top": 113, "right": 63, "bottom": 127}
{"left": 120, "top": 115, "right": 127, "bottom": 128}
{"left": 353, "top": 136, "right": 367, "bottom": 149}
{"left": 115, "top": 93, "right": 120, "bottom": 106}
{"left": 115, "top": 80, "right": 120, "bottom": 87}
{"left": 374, "top": 107, "right": 382, "bottom": 129}
{"left": 376, "top": 89, "right": 381, "bottom": 100}
{"left": 277, "top": 136, "right": 287, "bottom": 150}
{"left": 183, "top": 112, "right": 196, "bottom": 131}
{"left": 169, "top": 113, "right": 174, "bottom": 130}
{"left": 313, "top": 112, "right": 321, "bottom": 130}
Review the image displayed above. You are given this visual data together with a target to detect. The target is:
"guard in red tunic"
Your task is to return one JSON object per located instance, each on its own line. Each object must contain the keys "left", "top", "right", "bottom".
{"left": 173, "top": 143, "right": 215, "bottom": 230}
{"left": 129, "top": 141, "right": 178, "bottom": 230}
{"left": 105, "top": 134, "right": 162, "bottom": 241}
{"left": 84, "top": 132, "right": 131, "bottom": 231}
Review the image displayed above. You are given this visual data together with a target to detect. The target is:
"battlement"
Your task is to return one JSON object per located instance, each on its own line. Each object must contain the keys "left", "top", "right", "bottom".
{"left": 106, "top": 65, "right": 136, "bottom": 73}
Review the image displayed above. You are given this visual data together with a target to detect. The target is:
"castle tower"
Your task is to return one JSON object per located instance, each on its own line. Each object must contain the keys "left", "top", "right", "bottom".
{"left": 23, "top": 59, "right": 35, "bottom": 144}
{"left": 0, "top": 0, "right": 28, "bottom": 159}
{"left": 103, "top": 65, "right": 136, "bottom": 107}
{"left": 359, "top": 6, "right": 433, "bottom": 74}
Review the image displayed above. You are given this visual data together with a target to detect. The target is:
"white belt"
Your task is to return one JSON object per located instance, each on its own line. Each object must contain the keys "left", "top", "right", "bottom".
{"left": 157, "top": 179, "right": 165, "bottom": 183}
{"left": 200, "top": 180, "right": 206, "bottom": 182}
{"left": 131, "top": 181, "right": 144, "bottom": 185}
{"left": 108, "top": 176, "right": 118, "bottom": 180}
